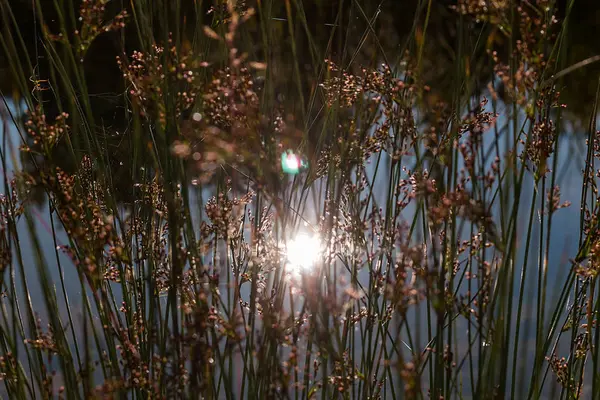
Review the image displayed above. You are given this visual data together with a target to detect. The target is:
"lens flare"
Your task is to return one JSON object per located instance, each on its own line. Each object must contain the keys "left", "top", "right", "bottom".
{"left": 285, "top": 155, "right": 300, "bottom": 170}
{"left": 281, "top": 150, "right": 308, "bottom": 175}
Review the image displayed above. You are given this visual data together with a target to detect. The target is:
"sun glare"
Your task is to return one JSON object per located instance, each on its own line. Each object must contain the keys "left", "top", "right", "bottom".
{"left": 285, "top": 233, "right": 322, "bottom": 272}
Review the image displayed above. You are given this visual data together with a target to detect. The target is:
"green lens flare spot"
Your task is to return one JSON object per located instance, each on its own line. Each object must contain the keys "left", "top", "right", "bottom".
{"left": 281, "top": 150, "right": 308, "bottom": 175}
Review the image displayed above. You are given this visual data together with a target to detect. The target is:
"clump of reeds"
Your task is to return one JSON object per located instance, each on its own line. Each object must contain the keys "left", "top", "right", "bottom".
{"left": 0, "top": 0, "right": 599, "bottom": 399}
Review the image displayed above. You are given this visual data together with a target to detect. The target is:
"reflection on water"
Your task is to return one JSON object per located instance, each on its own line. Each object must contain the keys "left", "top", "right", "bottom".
{"left": 285, "top": 232, "right": 323, "bottom": 273}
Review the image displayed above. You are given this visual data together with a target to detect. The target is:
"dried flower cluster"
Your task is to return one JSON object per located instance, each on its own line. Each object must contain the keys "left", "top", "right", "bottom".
{"left": 0, "top": 175, "right": 34, "bottom": 273}
{"left": 117, "top": 38, "right": 200, "bottom": 125}
{"left": 318, "top": 61, "right": 417, "bottom": 174}
{"left": 320, "top": 60, "right": 412, "bottom": 109}
{"left": 24, "top": 316, "right": 58, "bottom": 354}
{"left": 45, "top": 0, "right": 127, "bottom": 57}
{"left": 546, "top": 185, "right": 571, "bottom": 215}
{"left": 22, "top": 106, "right": 69, "bottom": 150}
{"left": 76, "top": 0, "right": 128, "bottom": 55}
{"left": 203, "top": 190, "right": 253, "bottom": 240}
{"left": 203, "top": 66, "right": 260, "bottom": 130}
{"left": 490, "top": 3, "right": 560, "bottom": 110}
{"left": 546, "top": 354, "right": 577, "bottom": 393}
{"left": 453, "top": 0, "right": 509, "bottom": 24}
{"left": 522, "top": 119, "right": 556, "bottom": 178}
{"left": 207, "top": 0, "right": 250, "bottom": 25}
{"left": 42, "top": 159, "right": 122, "bottom": 286}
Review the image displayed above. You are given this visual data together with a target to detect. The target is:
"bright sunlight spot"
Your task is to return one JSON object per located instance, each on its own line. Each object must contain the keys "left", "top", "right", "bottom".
{"left": 285, "top": 232, "right": 322, "bottom": 272}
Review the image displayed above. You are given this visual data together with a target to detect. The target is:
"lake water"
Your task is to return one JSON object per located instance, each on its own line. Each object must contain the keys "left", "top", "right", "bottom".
{"left": 0, "top": 97, "right": 592, "bottom": 397}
